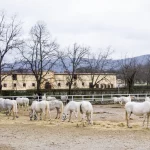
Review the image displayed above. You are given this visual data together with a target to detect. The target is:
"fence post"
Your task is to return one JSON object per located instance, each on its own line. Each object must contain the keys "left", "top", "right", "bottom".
{"left": 102, "top": 95, "right": 103, "bottom": 101}
{"left": 82, "top": 95, "right": 84, "bottom": 101}
{"left": 92, "top": 95, "right": 94, "bottom": 101}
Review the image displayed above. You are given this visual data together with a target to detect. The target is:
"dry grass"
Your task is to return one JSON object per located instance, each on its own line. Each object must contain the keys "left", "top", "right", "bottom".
{"left": 0, "top": 105, "right": 150, "bottom": 150}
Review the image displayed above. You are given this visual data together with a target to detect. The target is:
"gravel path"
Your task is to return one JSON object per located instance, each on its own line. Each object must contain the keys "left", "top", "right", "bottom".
{"left": 0, "top": 104, "right": 150, "bottom": 150}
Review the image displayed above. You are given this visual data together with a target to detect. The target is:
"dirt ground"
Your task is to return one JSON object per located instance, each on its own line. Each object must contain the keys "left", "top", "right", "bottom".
{"left": 0, "top": 104, "right": 150, "bottom": 150}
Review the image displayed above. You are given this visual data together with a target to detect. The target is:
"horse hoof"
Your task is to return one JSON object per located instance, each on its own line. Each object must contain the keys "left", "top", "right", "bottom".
{"left": 76, "top": 123, "right": 79, "bottom": 127}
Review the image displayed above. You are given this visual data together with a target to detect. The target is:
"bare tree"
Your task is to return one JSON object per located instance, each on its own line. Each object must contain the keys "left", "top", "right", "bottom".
{"left": 0, "top": 11, "right": 23, "bottom": 93}
{"left": 59, "top": 43, "right": 89, "bottom": 95}
{"left": 137, "top": 55, "right": 150, "bottom": 86}
{"left": 119, "top": 56, "right": 141, "bottom": 93}
{"left": 19, "top": 22, "right": 59, "bottom": 93}
{"left": 77, "top": 48, "right": 113, "bottom": 90}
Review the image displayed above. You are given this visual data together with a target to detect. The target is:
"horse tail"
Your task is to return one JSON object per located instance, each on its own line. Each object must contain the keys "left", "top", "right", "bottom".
{"left": 61, "top": 101, "right": 64, "bottom": 112}
{"left": 80, "top": 103, "right": 83, "bottom": 114}
{"left": 60, "top": 101, "right": 64, "bottom": 116}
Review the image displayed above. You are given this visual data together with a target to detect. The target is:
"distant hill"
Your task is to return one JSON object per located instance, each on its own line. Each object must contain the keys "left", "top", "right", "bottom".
{"left": 11, "top": 54, "right": 150, "bottom": 73}
{"left": 51, "top": 54, "right": 150, "bottom": 72}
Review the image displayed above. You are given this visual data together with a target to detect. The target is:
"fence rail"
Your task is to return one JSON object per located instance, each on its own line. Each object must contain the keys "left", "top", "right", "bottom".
{"left": 0, "top": 93, "right": 150, "bottom": 102}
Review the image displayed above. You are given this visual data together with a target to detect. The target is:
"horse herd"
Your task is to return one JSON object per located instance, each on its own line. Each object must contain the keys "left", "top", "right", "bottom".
{"left": 1, "top": 94, "right": 150, "bottom": 128}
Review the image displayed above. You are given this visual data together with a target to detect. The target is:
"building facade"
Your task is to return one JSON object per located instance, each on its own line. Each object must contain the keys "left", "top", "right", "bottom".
{"left": 2, "top": 71, "right": 54, "bottom": 91}
{"left": 1, "top": 72, "right": 116, "bottom": 91}
{"left": 53, "top": 73, "right": 116, "bottom": 89}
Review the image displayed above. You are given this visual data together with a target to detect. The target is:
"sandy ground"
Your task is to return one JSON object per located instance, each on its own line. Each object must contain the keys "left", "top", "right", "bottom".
{"left": 0, "top": 104, "right": 150, "bottom": 150}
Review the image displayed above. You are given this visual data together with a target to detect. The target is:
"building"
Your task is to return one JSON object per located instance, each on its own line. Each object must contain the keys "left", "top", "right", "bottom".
{"left": 1, "top": 72, "right": 116, "bottom": 91}
{"left": 2, "top": 71, "right": 54, "bottom": 91}
{"left": 53, "top": 73, "right": 116, "bottom": 89}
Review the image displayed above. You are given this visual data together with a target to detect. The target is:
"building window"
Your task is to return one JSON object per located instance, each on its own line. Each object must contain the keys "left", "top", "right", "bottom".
{"left": 73, "top": 74, "right": 77, "bottom": 80}
{"left": 32, "top": 83, "right": 35, "bottom": 87}
{"left": 101, "top": 84, "right": 106, "bottom": 89}
{"left": 58, "top": 83, "right": 61, "bottom": 87}
{"left": 66, "top": 82, "right": 69, "bottom": 86}
{"left": 45, "top": 82, "right": 51, "bottom": 89}
{"left": 23, "top": 83, "right": 26, "bottom": 87}
{"left": 12, "top": 74, "right": 17, "bottom": 80}
{"left": 111, "top": 84, "right": 113, "bottom": 88}
{"left": 3, "top": 83, "right": 7, "bottom": 87}
{"left": 89, "top": 82, "right": 93, "bottom": 88}
{"left": 82, "top": 82, "right": 84, "bottom": 86}
{"left": 13, "top": 83, "right": 16, "bottom": 87}
{"left": 96, "top": 84, "right": 99, "bottom": 88}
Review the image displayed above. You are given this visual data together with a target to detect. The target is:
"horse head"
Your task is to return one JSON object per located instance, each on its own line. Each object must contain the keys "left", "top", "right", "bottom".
{"left": 62, "top": 113, "right": 68, "bottom": 121}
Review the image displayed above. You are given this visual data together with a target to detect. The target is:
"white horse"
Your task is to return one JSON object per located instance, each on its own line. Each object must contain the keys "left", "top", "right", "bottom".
{"left": 0, "top": 98, "right": 18, "bottom": 119}
{"left": 145, "top": 97, "right": 150, "bottom": 102}
{"left": 125, "top": 101, "right": 150, "bottom": 128}
{"left": 120, "top": 96, "right": 136, "bottom": 105}
{"left": 42, "top": 94, "right": 47, "bottom": 101}
{"left": 16, "top": 97, "right": 29, "bottom": 111}
{"left": 113, "top": 97, "right": 122, "bottom": 104}
{"left": 61, "top": 95, "right": 69, "bottom": 104}
{"left": 47, "top": 96, "right": 56, "bottom": 101}
{"left": 48, "top": 100, "right": 63, "bottom": 119}
{"left": 62, "top": 101, "right": 81, "bottom": 122}
{"left": 80, "top": 101, "right": 93, "bottom": 126}
{"left": 42, "top": 93, "right": 56, "bottom": 101}
{"left": 29, "top": 100, "right": 50, "bottom": 121}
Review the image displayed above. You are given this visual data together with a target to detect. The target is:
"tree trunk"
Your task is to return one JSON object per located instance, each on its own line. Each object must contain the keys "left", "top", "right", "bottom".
{"left": 36, "top": 80, "right": 41, "bottom": 94}
{"left": 68, "top": 84, "right": 72, "bottom": 95}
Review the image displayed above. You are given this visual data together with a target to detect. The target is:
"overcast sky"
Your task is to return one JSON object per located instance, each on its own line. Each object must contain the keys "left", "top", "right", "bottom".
{"left": 1, "top": 0, "right": 150, "bottom": 59}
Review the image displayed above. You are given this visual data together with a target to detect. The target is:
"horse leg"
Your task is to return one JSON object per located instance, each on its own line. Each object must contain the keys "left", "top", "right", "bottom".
{"left": 32, "top": 110, "right": 36, "bottom": 120}
{"left": 55, "top": 108, "right": 58, "bottom": 119}
{"left": 42, "top": 110, "right": 46, "bottom": 121}
{"left": 126, "top": 111, "right": 131, "bottom": 128}
{"left": 7, "top": 108, "right": 11, "bottom": 119}
{"left": 89, "top": 111, "right": 93, "bottom": 125}
{"left": 26, "top": 103, "right": 29, "bottom": 111}
{"left": 12, "top": 110, "right": 15, "bottom": 120}
{"left": 68, "top": 111, "right": 72, "bottom": 122}
{"left": 120, "top": 101, "right": 122, "bottom": 105}
{"left": 147, "top": 114, "right": 149, "bottom": 128}
{"left": 57, "top": 109, "right": 61, "bottom": 119}
{"left": 47, "top": 109, "right": 51, "bottom": 121}
{"left": 39, "top": 112, "right": 42, "bottom": 120}
{"left": 86, "top": 113, "right": 91, "bottom": 124}
{"left": 143, "top": 114, "right": 147, "bottom": 127}
{"left": 81, "top": 113, "right": 86, "bottom": 127}
{"left": 24, "top": 103, "right": 26, "bottom": 111}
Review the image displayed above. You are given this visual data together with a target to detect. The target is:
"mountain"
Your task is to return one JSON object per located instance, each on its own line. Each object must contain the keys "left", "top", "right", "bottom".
{"left": 51, "top": 54, "right": 150, "bottom": 72}
{"left": 10, "top": 54, "right": 150, "bottom": 73}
